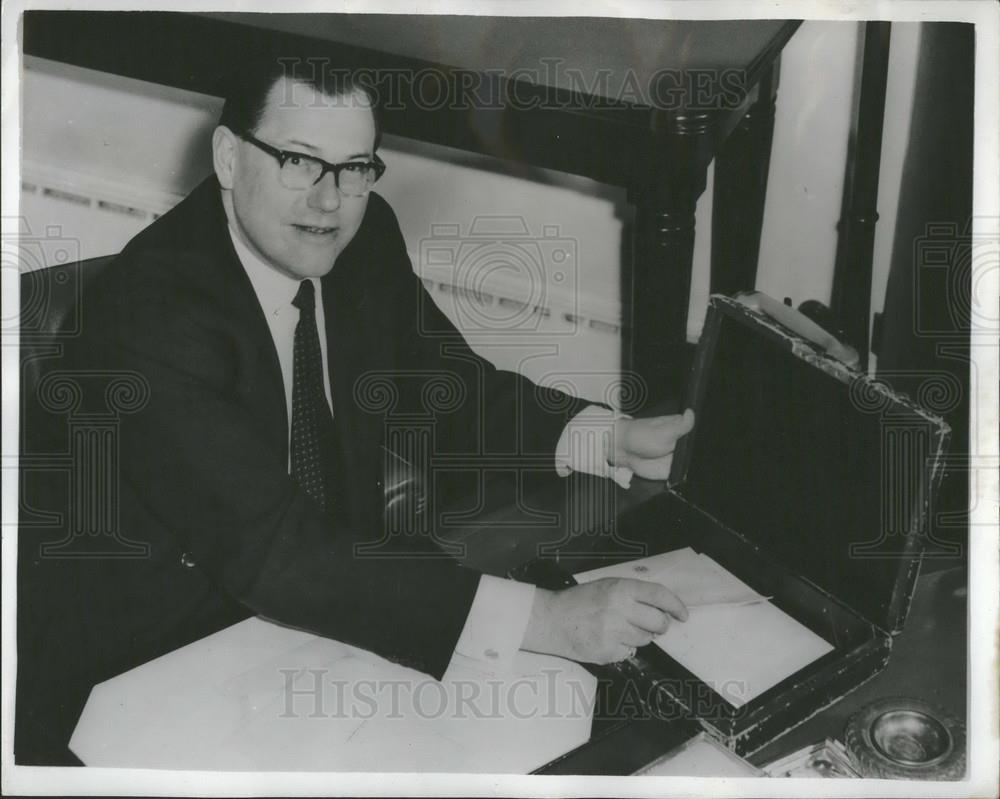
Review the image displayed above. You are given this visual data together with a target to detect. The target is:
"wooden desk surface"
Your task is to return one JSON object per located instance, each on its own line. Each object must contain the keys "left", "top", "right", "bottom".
{"left": 23, "top": 12, "right": 799, "bottom": 182}
{"left": 206, "top": 13, "right": 795, "bottom": 103}
{"left": 22, "top": 10, "right": 800, "bottom": 400}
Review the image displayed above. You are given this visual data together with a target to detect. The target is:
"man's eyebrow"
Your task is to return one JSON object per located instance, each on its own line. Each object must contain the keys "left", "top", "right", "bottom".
{"left": 281, "top": 139, "right": 320, "bottom": 152}
{"left": 283, "top": 140, "right": 372, "bottom": 161}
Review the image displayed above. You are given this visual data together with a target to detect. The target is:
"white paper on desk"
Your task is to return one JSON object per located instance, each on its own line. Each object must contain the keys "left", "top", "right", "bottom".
{"left": 660, "top": 598, "right": 833, "bottom": 707}
{"left": 574, "top": 548, "right": 834, "bottom": 708}
{"left": 575, "top": 547, "right": 766, "bottom": 607}
{"left": 72, "top": 617, "right": 595, "bottom": 772}
{"left": 573, "top": 547, "right": 696, "bottom": 585}
{"left": 213, "top": 647, "right": 595, "bottom": 772}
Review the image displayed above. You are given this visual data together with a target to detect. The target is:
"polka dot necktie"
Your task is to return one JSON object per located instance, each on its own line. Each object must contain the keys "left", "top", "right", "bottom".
{"left": 290, "top": 279, "right": 335, "bottom": 512}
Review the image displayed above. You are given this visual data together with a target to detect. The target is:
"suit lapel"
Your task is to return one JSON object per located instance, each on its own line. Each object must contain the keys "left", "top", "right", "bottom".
{"left": 185, "top": 178, "right": 291, "bottom": 464}
{"left": 322, "top": 255, "right": 382, "bottom": 444}
{"left": 321, "top": 203, "right": 393, "bottom": 525}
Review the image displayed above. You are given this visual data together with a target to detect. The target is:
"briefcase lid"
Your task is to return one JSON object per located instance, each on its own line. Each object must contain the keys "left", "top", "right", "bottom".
{"left": 668, "top": 294, "right": 951, "bottom": 634}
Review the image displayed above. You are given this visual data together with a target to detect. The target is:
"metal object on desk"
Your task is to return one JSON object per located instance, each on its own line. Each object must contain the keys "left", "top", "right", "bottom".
{"left": 381, "top": 445, "right": 427, "bottom": 518}
{"left": 763, "top": 738, "right": 861, "bottom": 778}
{"left": 844, "top": 697, "right": 966, "bottom": 780}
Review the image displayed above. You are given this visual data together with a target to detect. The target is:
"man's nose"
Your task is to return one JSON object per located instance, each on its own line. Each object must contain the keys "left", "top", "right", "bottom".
{"left": 307, "top": 171, "right": 342, "bottom": 212}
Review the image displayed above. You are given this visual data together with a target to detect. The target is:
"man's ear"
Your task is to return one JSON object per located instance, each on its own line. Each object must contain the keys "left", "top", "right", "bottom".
{"left": 212, "top": 126, "right": 238, "bottom": 190}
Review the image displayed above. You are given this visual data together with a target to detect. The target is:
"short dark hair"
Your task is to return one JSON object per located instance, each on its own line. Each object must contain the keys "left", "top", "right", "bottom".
{"left": 218, "top": 56, "right": 382, "bottom": 151}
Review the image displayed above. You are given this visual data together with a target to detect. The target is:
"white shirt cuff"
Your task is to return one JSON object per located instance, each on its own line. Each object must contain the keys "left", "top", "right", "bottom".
{"left": 452, "top": 575, "right": 536, "bottom": 674}
{"left": 554, "top": 404, "right": 634, "bottom": 489}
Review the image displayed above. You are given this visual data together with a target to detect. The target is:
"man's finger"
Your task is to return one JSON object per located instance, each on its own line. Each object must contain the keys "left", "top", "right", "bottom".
{"left": 646, "top": 408, "right": 694, "bottom": 436}
{"left": 648, "top": 408, "right": 695, "bottom": 446}
{"left": 628, "top": 580, "right": 689, "bottom": 622}
{"left": 628, "top": 453, "right": 673, "bottom": 481}
{"left": 620, "top": 624, "right": 655, "bottom": 647}
{"left": 620, "top": 410, "right": 695, "bottom": 458}
{"left": 624, "top": 600, "right": 672, "bottom": 635}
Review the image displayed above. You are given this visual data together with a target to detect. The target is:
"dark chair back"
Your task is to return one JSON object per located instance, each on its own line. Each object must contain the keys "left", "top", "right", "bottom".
{"left": 20, "top": 255, "right": 117, "bottom": 401}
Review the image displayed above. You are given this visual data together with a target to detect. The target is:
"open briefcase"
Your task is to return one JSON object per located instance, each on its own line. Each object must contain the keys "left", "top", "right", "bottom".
{"left": 521, "top": 292, "right": 953, "bottom": 769}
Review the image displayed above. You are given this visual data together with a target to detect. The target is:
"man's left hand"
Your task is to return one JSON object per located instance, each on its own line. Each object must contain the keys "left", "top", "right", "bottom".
{"left": 611, "top": 410, "right": 695, "bottom": 481}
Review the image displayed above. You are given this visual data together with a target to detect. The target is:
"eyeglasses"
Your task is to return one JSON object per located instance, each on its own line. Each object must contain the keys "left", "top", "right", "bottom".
{"left": 241, "top": 133, "right": 386, "bottom": 196}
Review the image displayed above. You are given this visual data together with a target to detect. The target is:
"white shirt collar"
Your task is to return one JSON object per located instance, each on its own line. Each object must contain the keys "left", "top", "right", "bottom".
{"left": 227, "top": 224, "right": 317, "bottom": 316}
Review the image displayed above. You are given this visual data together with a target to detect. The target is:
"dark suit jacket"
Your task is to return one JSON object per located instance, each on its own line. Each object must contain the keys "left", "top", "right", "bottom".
{"left": 16, "top": 176, "right": 590, "bottom": 763}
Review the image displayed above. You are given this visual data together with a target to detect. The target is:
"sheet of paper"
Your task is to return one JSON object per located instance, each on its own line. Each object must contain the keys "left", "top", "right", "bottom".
{"left": 573, "top": 547, "right": 699, "bottom": 584}
{"left": 659, "top": 596, "right": 833, "bottom": 707}
{"left": 575, "top": 547, "right": 766, "bottom": 607}
{"left": 635, "top": 734, "right": 761, "bottom": 777}
{"left": 71, "top": 617, "right": 596, "bottom": 772}
{"left": 575, "top": 548, "right": 834, "bottom": 708}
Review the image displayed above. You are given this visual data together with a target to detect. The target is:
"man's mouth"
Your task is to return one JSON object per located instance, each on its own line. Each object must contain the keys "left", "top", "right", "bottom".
{"left": 293, "top": 224, "right": 338, "bottom": 237}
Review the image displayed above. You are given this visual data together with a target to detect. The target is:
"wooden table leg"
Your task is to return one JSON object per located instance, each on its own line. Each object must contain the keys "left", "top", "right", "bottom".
{"left": 831, "top": 22, "right": 891, "bottom": 370}
{"left": 710, "top": 64, "right": 779, "bottom": 297}
{"left": 625, "top": 116, "right": 712, "bottom": 411}
{"left": 627, "top": 197, "right": 697, "bottom": 408}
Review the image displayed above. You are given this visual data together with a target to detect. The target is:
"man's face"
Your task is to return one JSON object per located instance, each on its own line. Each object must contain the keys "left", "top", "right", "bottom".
{"left": 219, "top": 78, "right": 377, "bottom": 279}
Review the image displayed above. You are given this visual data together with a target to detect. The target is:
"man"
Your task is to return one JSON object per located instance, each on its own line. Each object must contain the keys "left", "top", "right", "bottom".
{"left": 16, "top": 59, "right": 693, "bottom": 764}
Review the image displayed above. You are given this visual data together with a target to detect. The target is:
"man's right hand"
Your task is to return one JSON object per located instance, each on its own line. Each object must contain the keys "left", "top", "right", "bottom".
{"left": 520, "top": 578, "right": 688, "bottom": 664}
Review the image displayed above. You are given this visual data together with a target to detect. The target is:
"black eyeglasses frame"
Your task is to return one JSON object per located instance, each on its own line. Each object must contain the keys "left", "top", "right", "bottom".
{"left": 240, "top": 133, "right": 386, "bottom": 192}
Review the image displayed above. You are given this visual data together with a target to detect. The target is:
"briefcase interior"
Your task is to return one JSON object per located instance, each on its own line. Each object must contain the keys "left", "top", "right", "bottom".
{"left": 533, "top": 293, "right": 951, "bottom": 762}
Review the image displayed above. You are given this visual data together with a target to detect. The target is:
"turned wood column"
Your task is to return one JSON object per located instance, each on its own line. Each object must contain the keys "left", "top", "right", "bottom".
{"left": 625, "top": 112, "right": 714, "bottom": 411}
{"left": 831, "top": 22, "right": 891, "bottom": 370}
{"left": 710, "top": 64, "right": 779, "bottom": 297}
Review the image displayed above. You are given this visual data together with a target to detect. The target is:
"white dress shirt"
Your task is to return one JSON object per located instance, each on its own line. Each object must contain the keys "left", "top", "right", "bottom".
{"left": 228, "top": 222, "right": 632, "bottom": 672}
